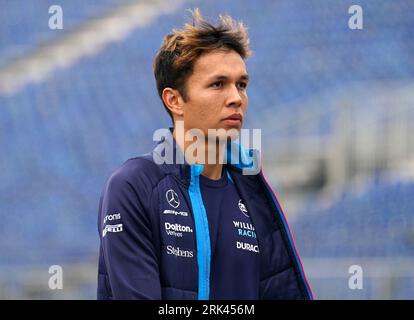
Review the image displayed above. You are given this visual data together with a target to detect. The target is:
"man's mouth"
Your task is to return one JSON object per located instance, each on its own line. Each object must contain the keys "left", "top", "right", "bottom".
{"left": 222, "top": 114, "right": 243, "bottom": 126}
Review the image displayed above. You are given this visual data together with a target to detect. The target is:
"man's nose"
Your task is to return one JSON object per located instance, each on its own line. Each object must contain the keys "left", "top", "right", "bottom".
{"left": 226, "top": 84, "right": 243, "bottom": 108}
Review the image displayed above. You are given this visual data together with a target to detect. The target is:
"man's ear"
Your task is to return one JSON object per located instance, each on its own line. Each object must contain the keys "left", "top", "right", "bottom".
{"left": 162, "top": 88, "right": 184, "bottom": 118}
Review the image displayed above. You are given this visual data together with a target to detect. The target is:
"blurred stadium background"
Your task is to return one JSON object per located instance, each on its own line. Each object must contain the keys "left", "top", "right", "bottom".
{"left": 0, "top": 0, "right": 413, "bottom": 299}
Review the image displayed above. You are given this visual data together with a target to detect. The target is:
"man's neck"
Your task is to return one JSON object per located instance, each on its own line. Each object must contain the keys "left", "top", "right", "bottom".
{"left": 172, "top": 127, "right": 225, "bottom": 180}
{"left": 201, "top": 162, "right": 224, "bottom": 180}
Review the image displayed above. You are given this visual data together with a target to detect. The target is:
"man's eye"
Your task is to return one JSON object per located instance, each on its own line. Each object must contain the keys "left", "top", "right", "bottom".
{"left": 211, "top": 81, "right": 223, "bottom": 88}
{"left": 238, "top": 82, "right": 247, "bottom": 90}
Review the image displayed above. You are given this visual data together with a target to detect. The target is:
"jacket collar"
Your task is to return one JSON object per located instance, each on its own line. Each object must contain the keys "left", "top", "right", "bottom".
{"left": 151, "top": 127, "right": 261, "bottom": 184}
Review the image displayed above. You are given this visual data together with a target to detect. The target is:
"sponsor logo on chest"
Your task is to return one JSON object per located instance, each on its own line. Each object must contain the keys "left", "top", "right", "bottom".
{"left": 236, "top": 241, "right": 260, "bottom": 253}
{"left": 165, "top": 222, "right": 193, "bottom": 238}
{"left": 166, "top": 245, "right": 194, "bottom": 258}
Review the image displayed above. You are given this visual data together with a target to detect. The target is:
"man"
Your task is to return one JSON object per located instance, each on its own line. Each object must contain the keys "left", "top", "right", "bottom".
{"left": 97, "top": 9, "right": 313, "bottom": 300}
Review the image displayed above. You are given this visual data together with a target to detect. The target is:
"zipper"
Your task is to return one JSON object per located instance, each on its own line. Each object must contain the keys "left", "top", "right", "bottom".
{"left": 188, "top": 164, "right": 211, "bottom": 300}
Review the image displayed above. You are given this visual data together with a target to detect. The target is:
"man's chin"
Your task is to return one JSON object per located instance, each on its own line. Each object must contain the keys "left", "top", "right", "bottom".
{"left": 207, "top": 127, "right": 240, "bottom": 142}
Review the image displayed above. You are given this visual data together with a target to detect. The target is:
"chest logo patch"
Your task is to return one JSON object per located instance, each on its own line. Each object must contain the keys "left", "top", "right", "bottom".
{"left": 238, "top": 199, "right": 249, "bottom": 218}
{"left": 166, "top": 189, "right": 180, "bottom": 208}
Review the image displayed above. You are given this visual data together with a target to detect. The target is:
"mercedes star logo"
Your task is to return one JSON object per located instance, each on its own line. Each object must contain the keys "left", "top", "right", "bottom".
{"left": 166, "top": 189, "right": 180, "bottom": 208}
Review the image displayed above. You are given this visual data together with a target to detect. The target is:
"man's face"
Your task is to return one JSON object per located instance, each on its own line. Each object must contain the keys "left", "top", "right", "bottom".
{"left": 181, "top": 49, "right": 249, "bottom": 140}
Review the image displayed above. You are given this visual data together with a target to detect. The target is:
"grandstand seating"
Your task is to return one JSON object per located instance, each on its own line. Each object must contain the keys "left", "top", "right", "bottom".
{"left": 0, "top": 0, "right": 125, "bottom": 66}
{"left": 292, "top": 178, "right": 414, "bottom": 258}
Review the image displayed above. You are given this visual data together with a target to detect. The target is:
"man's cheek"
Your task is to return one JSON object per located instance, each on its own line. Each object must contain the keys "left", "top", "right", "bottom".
{"left": 198, "top": 108, "right": 212, "bottom": 124}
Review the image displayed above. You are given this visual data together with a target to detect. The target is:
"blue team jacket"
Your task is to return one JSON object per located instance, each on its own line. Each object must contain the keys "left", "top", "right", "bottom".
{"left": 97, "top": 132, "right": 313, "bottom": 300}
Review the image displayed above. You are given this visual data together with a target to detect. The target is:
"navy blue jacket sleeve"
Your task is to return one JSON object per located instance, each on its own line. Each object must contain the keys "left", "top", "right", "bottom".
{"left": 98, "top": 169, "right": 161, "bottom": 299}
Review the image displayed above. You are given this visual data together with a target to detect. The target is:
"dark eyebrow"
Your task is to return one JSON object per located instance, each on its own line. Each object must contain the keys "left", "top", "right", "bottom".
{"left": 240, "top": 74, "right": 250, "bottom": 81}
{"left": 207, "top": 74, "right": 250, "bottom": 82}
